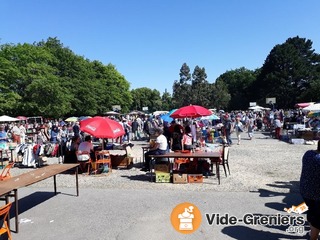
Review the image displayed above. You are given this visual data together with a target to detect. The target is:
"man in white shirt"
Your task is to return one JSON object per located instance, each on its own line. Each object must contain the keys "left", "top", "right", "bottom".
{"left": 11, "top": 123, "right": 21, "bottom": 144}
{"left": 273, "top": 117, "right": 282, "bottom": 139}
{"left": 19, "top": 123, "right": 26, "bottom": 144}
{"left": 142, "top": 128, "right": 168, "bottom": 171}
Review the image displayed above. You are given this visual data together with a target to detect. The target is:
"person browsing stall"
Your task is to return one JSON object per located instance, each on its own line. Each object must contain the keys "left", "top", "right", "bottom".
{"left": 11, "top": 123, "right": 21, "bottom": 144}
{"left": 0, "top": 125, "right": 8, "bottom": 156}
{"left": 300, "top": 141, "right": 320, "bottom": 240}
{"left": 170, "top": 124, "right": 183, "bottom": 151}
{"left": 78, "top": 135, "right": 95, "bottom": 161}
{"left": 234, "top": 117, "right": 244, "bottom": 145}
{"left": 223, "top": 114, "right": 233, "bottom": 145}
{"left": 182, "top": 125, "right": 193, "bottom": 151}
{"left": 142, "top": 128, "right": 168, "bottom": 172}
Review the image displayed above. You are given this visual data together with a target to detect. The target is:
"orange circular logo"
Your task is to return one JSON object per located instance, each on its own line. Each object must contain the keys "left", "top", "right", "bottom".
{"left": 170, "top": 202, "right": 202, "bottom": 234}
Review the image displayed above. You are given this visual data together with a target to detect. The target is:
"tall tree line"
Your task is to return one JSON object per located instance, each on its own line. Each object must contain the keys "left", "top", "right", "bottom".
{"left": 0, "top": 37, "right": 132, "bottom": 117}
{"left": 172, "top": 36, "right": 320, "bottom": 110}
{"left": 1, "top": 36, "right": 320, "bottom": 117}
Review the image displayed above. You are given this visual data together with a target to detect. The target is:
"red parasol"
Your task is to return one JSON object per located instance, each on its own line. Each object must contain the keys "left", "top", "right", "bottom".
{"left": 80, "top": 116, "right": 125, "bottom": 138}
{"left": 16, "top": 116, "right": 27, "bottom": 121}
{"left": 170, "top": 105, "right": 212, "bottom": 118}
{"left": 294, "top": 102, "right": 315, "bottom": 108}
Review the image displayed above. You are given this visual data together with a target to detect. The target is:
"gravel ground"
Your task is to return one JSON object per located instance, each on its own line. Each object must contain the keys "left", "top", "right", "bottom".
{"left": 9, "top": 131, "right": 312, "bottom": 193}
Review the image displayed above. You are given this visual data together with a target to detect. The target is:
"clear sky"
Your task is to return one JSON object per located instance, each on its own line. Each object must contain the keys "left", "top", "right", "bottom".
{"left": 1, "top": 0, "right": 319, "bottom": 94}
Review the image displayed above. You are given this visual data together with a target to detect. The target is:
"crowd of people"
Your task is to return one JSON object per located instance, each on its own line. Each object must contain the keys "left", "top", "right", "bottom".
{"left": 0, "top": 108, "right": 312, "bottom": 159}
{"left": 0, "top": 108, "right": 319, "bottom": 238}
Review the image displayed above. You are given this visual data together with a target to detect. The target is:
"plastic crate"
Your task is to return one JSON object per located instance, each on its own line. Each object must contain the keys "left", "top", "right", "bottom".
{"left": 155, "top": 173, "right": 171, "bottom": 183}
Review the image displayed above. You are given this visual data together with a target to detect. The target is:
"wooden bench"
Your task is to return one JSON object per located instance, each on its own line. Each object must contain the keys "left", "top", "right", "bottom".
{"left": 0, "top": 163, "right": 79, "bottom": 233}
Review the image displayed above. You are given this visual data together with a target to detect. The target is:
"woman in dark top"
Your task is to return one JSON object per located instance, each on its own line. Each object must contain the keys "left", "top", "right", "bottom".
{"left": 300, "top": 141, "right": 320, "bottom": 240}
{"left": 170, "top": 124, "right": 182, "bottom": 151}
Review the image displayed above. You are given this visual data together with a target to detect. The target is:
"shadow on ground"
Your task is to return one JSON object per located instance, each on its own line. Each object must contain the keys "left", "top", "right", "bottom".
{"left": 222, "top": 181, "right": 307, "bottom": 239}
{"left": 121, "top": 173, "right": 151, "bottom": 182}
{"left": 9, "top": 191, "right": 55, "bottom": 220}
{"left": 222, "top": 225, "right": 305, "bottom": 240}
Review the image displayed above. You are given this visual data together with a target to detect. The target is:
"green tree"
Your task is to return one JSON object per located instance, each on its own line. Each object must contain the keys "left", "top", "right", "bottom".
{"left": 253, "top": 36, "right": 320, "bottom": 108}
{"left": 0, "top": 52, "right": 22, "bottom": 115}
{"left": 24, "top": 77, "right": 72, "bottom": 117}
{"left": 216, "top": 67, "right": 257, "bottom": 110}
{"left": 0, "top": 37, "right": 133, "bottom": 117}
{"left": 102, "top": 64, "right": 132, "bottom": 114}
{"left": 172, "top": 63, "right": 192, "bottom": 108}
{"left": 161, "top": 89, "right": 173, "bottom": 111}
{"left": 211, "top": 80, "right": 231, "bottom": 110}
{"left": 191, "top": 65, "right": 212, "bottom": 107}
{"left": 131, "top": 87, "right": 162, "bottom": 113}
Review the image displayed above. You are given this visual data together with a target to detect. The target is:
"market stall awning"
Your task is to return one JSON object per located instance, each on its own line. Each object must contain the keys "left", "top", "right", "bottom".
{"left": 0, "top": 115, "right": 20, "bottom": 122}
{"left": 302, "top": 103, "right": 320, "bottom": 113}
{"left": 295, "top": 102, "right": 315, "bottom": 108}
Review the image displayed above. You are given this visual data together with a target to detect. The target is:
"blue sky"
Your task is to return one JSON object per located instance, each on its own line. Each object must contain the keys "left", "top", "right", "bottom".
{"left": 1, "top": 0, "right": 319, "bottom": 94}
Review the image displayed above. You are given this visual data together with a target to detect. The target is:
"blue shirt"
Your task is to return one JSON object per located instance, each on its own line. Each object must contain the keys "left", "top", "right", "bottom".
{"left": 0, "top": 131, "right": 7, "bottom": 143}
{"left": 300, "top": 150, "right": 320, "bottom": 200}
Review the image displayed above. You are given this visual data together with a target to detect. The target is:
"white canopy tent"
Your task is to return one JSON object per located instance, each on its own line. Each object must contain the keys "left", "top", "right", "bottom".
{"left": 302, "top": 103, "right": 320, "bottom": 113}
{"left": 0, "top": 115, "right": 20, "bottom": 122}
{"left": 104, "top": 111, "right": 120, "bottom": 115}
{"left": 248, "top": 105, "right": 266, "bottom": 112}
{"left": 153, "top": 110, "right": 168, "bottom": 116}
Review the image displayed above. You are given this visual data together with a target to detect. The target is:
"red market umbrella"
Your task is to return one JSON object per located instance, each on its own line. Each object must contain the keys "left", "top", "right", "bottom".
{"left": 170, "top": 105, "right": 212, "bottom": 118}
{"left": 80, "top": 116, "right": 125, "bottom": 139}
{"left": 16, "top": 116, "right": 27, "bottom": 120}
{"left": 294, "top": 102, "right": 315, "bottom": 108}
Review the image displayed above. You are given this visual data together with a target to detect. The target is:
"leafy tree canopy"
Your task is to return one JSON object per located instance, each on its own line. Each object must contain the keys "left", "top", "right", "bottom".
{"left": 0, "top": 37, "right": 132, "bottom": 117}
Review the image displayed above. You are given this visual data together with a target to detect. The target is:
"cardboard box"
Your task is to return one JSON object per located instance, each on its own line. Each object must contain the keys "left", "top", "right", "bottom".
{"left": 187, "top": 174, "right": 203, "bottom": 183}
{"left": 173, "top": 173, "right": 188, "bottom": 184}
{"left": 302, "top": 131, "right": 314, "bottom": 141}
{"left": 155, "top": 173, "right": 171, "bottom": 183}
{"left": 154, "top": 164, "right": 170, "bottom": 173}
{"left": 110, "top": 155, "right": 133, "bottom": 168}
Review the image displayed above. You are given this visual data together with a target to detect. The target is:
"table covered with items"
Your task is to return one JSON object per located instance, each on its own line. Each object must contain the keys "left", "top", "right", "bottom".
{"left": 149, "top": 145, "right": 224, "bottom": 185}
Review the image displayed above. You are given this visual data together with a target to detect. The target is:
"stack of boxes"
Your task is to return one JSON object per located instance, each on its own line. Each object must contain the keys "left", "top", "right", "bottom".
{"left": 154, "top": 159, "right": 207, "bottom": 184}
{"left": 173, "top": 158, "right": 204, "bottom": 184}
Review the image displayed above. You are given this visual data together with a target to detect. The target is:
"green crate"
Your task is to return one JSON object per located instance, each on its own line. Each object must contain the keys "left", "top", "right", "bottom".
{"left": 155, "top": 172, "right": 171, "bottom": 183}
